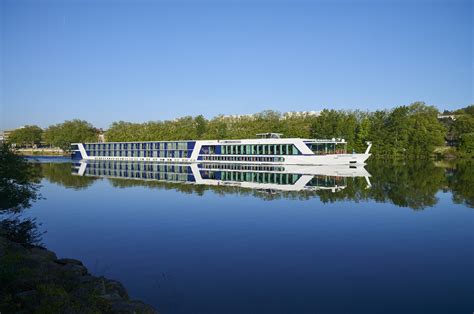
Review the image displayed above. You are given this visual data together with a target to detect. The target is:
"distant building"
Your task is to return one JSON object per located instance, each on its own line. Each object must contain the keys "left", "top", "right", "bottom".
{"left": 222, "top": 114, "right": 255, "bottom": 119}
{"left": 437, "top": 114, "right": 456, "bottom": 121}
{"left": 98, "top": 134, "right": 105, "bottom": 143}
{"left": 2, "top": 126, "right": 25, "bottom": 143}
{"left": 283, "top": 111, "right": 320, "bottom": 118}
{"left": 222, "top": 111, "right": 321, "bottom": 120}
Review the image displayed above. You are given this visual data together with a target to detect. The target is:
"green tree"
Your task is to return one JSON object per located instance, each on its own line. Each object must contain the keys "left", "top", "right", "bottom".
{"left": 99, "top": 104, "right": 469, "bottom": 158}
{"left": 0, "top": 144, "right": 41, "bottom": 213}
{"left": 195, "top": 115, "right": 208, "bottom": 138}
{"left": 458, "top": 132, "right": 474, "bottom": 153}
{"left": 453, "top": 114, "right": 474, "bottom": 136}
{"left": 7, "top": 125, "right": 43, "bottom": 148}
{"left": 405, "top": 102, "right": 445, "bottom": 157}
{"left": 43, "top": 120, "right": 97, "bottom": 151}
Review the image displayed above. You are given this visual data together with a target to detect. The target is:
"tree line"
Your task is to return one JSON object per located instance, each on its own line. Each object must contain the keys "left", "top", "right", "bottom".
{"left": 6, "top": 102, "right": 474, "bottom": 157}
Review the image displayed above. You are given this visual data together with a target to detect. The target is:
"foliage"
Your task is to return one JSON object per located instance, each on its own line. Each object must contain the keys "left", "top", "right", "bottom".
{"left": 366, "top": 160, "right": 446, "bottom": 209}
{"left": 43, "top": 120, "right": 97, "bottom": 151}
{"left": 458, "top": 132, "right": 474, "bottom": 153}
{"left": 40, "top": 163, "right": 98, "bottom": 190}
{"left": 105, "top": 102, "right": 447, "bottom": 157}
{"left": 7, "top": 125, "right": 43, "bottom": 148}
{"left": 0, "top": 144, "right": 41, "bottom": 213}
{"left": 6, "top": 103, "right": 473, "bottom": 157}
{"left": 447, "top": 161, "right": 474, "bottom": 207}
{"left": 453, "top": 115, "right": 474, "bottom": 137}
{"left": 454, "top": 104, "right": 474, "bottom": 115}
{"left": 442, "top": 105, "right": 474, "bottom": 151}
{"left": 0, "top": 216, "right": 44, "bottom": 246}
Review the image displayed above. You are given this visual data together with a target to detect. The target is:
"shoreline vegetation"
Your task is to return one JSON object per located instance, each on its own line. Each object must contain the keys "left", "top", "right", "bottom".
{"left": 5, "top": 103, "right": 474, "bottom": 159}
{"left": 0, "top": 144, "right": 158, "bottom": 313}
{"left": 16, "top": 148, "right": 67, "bottom": 157}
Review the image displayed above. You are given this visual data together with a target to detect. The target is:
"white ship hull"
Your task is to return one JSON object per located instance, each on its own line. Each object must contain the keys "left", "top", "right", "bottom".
{"left": 71, "top": 137, "right": 372, "bottom": 165}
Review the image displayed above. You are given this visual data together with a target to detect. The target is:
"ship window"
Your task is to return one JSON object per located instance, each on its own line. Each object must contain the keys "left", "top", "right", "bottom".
{"left": 292, "top": 145, "right": 299, "bottom": 155}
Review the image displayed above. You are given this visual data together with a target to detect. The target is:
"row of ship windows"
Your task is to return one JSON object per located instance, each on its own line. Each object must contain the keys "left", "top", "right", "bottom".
{"left": 306, "top": 176, "right": 346, "bottom": 187}
{"left": 83, "top": 142, "right": 190, "bottom": 150}
{"left": 202, "top": 144, "right": 300, "bottom": 155}
{"left": 77, "top": 162, "right": 284, "bottom": 173}
{"left": 201, "top": 156, "right": 285, "bottom": 162}
{"left": 83, "top": 169, "right": 301, "bottom": 185}
{"left": 85, "top": 170, "right": 190, "bottom": 181}
{"left": 85, "top": 163, "right": 191, "bottom": 173}
{"left": 201, "top": 164, "right": 284, "bottom": 172}
{"left": 219, "top": 172, "right": 301, "bottom": 185}
{"left": 88, "top": 150, "right": 191, "bottom": 158}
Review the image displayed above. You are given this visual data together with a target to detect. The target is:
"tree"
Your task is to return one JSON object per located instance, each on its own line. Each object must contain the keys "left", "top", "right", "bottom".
{"left": 195, "top": 115, "right": 208, "bottom": 138}
{"left": 99, "top": 104, "right": 468, "bottom": 158}
{"left": 7, "top": 125, "right": 43, "bottom": 148}
{"left": 453, "top": 114, "right": 474, "bottom": 136}
{"left": 43, "top": 120, "right": 97, "bottom": 151}
{"left": 0, "top": 144, "right": 41, "bottom": 213}
{"left": 459, "top": 133, "right": 474, "bottom": 153}
{"left": 454, "top": 105, "right": 474, "bottom": 115}
{"left": 405, "top": 102, "right": 445, "bottom": 157}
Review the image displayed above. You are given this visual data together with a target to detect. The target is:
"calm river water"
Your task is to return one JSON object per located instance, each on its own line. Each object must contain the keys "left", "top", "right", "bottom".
{"left": 25, "top": 158, "right": 473, "bottom": 313}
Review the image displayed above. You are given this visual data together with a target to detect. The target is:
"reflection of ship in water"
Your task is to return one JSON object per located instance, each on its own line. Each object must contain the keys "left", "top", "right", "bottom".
{"left": 72, "top": 161, "right": 371, "bottom": 193}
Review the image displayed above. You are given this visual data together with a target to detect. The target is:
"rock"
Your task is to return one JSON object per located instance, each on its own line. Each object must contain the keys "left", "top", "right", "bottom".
{"left": 77, "top": 275, "right": 96, "bottom": 284}
{"left": 15, "top": 289, "right": 38, "bottom": 300}
{"left": 128, "top": 300, "right": 159, "bottom": 314}
{"left": 55, "top": 258, "right": 83, "bottom": 266}
{"left": 99, "top": 292, "right": 123, "bottom": 302}
{"left": 62, "top": 263, "right": 89, "bottom": 276}
{"left": 1, "top": 235, "right": 158, "bottom": 313}
{"left": 76, "top": 276, "right": 106, "bottom": 294}
{"left": 30, "top": 246, "right": 57, "bottom": 260}
{"left": 105, "top": 279, "right": 129, "bottom": 299}
{"left": 110, "top": 300, "right": 159, "bottom": 314}
{"left": 14, "top": 290, "right": 40, "bottom": 312}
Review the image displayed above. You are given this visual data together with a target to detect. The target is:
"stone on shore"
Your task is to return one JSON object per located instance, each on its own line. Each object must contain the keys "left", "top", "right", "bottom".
{"left": 0, "top": 235, "right": 158, "bottom": 313}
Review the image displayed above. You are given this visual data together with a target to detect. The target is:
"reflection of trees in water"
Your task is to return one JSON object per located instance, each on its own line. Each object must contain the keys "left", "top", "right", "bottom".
{"left": 444, "top": 161, "right": 473, "bottom": 208}
{"left": 39, "top": 160, "right": 474, "bottom": 210}
{"left": 366, "top": 160, "right": 473, "bottom": 209}
{"left": 96, "top": 161, "right": 474, "bottom": 209}
{"left": 366, "top": 160, "right": 446, "bottom": 210}
{"left": 40, "top": 163, "right": 98, "bottom": 190}
{"left": 1, "top": 145, "right": 43, "bottom": 246}
{"left": 103, "top": 161, "right": 453, "bottom": 209}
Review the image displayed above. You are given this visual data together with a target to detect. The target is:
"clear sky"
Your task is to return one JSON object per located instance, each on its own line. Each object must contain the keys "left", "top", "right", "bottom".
{"left": 1, "top": 0, "right": 472, "bottom": 129}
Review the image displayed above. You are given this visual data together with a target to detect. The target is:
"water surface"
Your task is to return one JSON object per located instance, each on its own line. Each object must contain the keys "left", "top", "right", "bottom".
{"left": 25, "top": 159, "right": 473, "bottom": 313}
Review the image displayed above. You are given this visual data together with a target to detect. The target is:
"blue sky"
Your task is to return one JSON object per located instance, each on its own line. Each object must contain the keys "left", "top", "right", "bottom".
{"left": 1, "top": 0, "right": 472, "bottom": 129}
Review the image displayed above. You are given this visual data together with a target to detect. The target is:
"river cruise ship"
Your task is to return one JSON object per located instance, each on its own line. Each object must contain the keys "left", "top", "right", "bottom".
{"left": 71, "top": 133, "right": 371, "bottom": 165}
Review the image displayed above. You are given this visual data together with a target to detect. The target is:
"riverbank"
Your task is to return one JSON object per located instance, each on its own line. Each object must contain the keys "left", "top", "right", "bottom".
{"left": 0, "top": 232, "right": 158, "bottom": 313}
{"left": 16, "top": 148, "right": 68, "bottom": 156}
